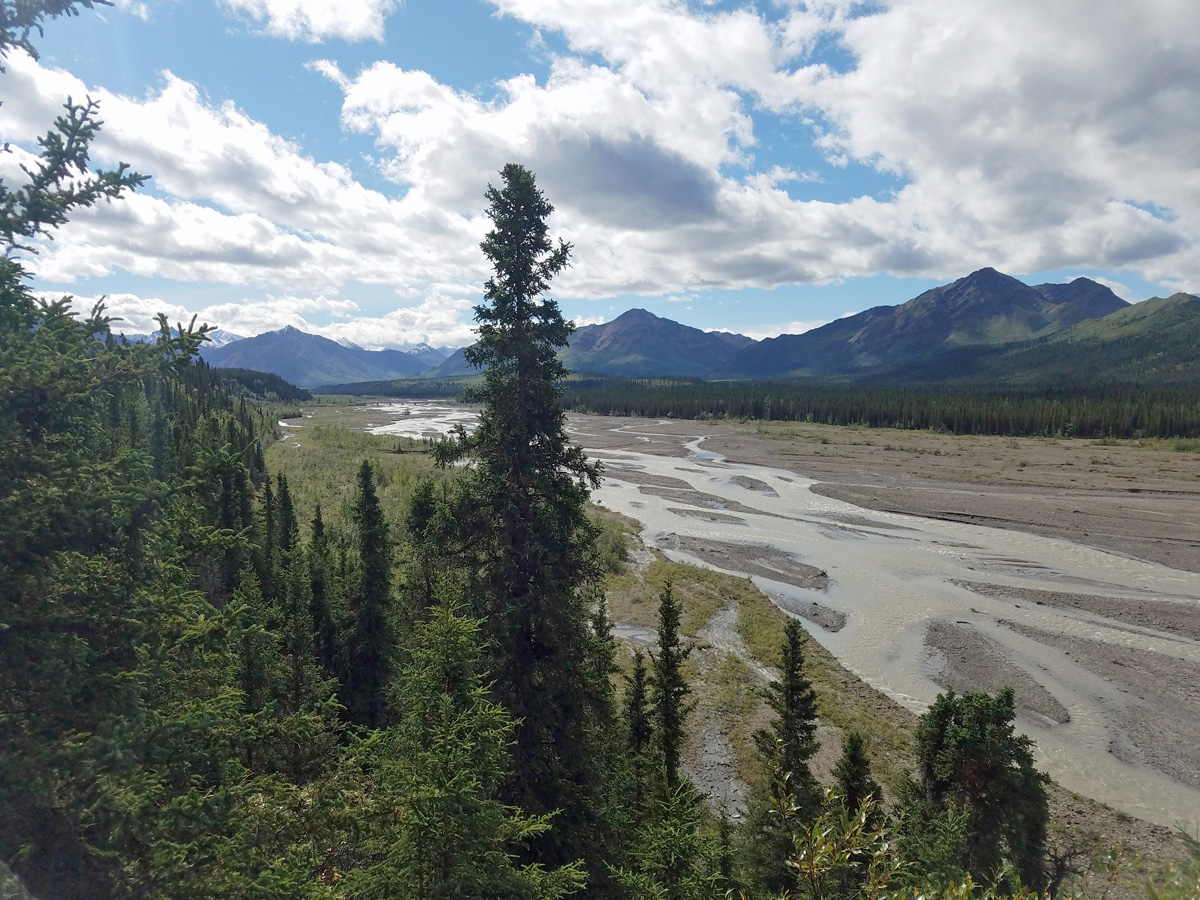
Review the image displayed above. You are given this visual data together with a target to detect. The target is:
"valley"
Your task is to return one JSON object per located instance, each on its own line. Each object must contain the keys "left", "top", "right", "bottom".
{"left": 322, "top": 399, "right": 1200, "bottom": 830}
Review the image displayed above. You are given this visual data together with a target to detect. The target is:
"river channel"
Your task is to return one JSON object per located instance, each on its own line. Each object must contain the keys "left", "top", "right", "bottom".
{"left": 364, "top": 401, "right": 1200, "bottom": 828}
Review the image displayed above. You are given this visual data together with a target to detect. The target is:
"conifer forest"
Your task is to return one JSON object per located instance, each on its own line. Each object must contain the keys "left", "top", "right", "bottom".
{"left": 2, "top": 4, "right": 1199, "bottom": 900}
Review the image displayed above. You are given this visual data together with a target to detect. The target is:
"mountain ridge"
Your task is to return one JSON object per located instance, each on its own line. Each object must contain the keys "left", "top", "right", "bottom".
{"left": 725, "top": 269, "right": 1128, "bottom": 378}
{"left": 204, "top": 325, "right": 432, "bottom": 388}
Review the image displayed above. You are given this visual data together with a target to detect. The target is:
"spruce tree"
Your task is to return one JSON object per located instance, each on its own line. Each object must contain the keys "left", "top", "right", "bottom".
{"left": 742, "top": 618, "right": 822, "bottom": 896}
{"left": 307, "top": 504, "right": 341, "bottom": 683}
{"left": 834, "top": 731, "right": 883, "bottom": 826}
{"left": 432, "top": 164, "right": 610, "bottom": 871}
{"left": 623, "top": 650, "right": 653, "bottom": 816}
{"left": 347, "top": 460, "right": 394, "bottom": 728}
{"left": 276, "top": 472, "right": 297, "bottom": 554}
{"left": 910, "top": 688, "right": 1049, "bottom": 891}
{"left": 650, "top": 581, "right": 691, "bottom": 794}
{"left": 348, "top": 601, "right": 585, "bottom": 900}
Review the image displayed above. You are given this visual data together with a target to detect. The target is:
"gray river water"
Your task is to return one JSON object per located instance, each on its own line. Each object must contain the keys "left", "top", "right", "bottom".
{"left": 365, "top": 402, "right": 1200, "bottom": 827}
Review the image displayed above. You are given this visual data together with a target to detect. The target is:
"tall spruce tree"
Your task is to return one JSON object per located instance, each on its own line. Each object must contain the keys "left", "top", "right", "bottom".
{"left": 742, "top": 618, "right": 822, "bottom": 896}
{"left": 433, "top": 164, "right": 610, "bottom": 872}
{"left": 307, "top": 504, "right": 341, "bottom": 683}
{"left": 621, "top": 649, "right": 655, "bottom": 827}
{"left": 834, "top": 731, "right": 883, "bottom": 826}
{"left": 347, "top": 460, "right": 394, "bottom": 728}
{"left": 650, "top": 581, "right": 691, "bottom": 794}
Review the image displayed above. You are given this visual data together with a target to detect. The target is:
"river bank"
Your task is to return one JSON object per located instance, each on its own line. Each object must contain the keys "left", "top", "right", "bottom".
{"left": 568, "top": 413, "right": 1200, "bottom": 830}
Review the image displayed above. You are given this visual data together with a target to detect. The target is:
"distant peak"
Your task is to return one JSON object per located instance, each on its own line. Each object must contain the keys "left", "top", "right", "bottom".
{"left": 961, "top": 266, "right": 1019, "bottom": 283}
{"left": 615, "top": 308, "right": 660, "bottom": 321}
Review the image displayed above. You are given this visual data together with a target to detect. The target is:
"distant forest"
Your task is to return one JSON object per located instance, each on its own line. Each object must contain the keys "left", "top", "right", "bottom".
{"left": 560, "top": 378, "right": 1200, "bottom": 439}
{"left": 321, "top": 372, "right": 1200, "bottom": 441}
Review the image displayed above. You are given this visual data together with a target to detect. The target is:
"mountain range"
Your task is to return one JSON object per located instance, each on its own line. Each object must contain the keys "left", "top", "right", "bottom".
{"left": 202, "top": 326, "right": 444, "bottom": 388}
{"left": 724, "top": 268, "right": 1128, "bottom": 378}
{"left": 194, "top": 268, "right": 1197, "bottom": 388}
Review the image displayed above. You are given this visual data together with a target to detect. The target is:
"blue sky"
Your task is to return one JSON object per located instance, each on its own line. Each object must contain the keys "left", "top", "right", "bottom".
{"left": 4, "top": 0, "right": 1197, "bottom": 347}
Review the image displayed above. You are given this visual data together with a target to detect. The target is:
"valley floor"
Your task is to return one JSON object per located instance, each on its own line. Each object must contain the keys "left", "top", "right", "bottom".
{"left": 568, "top": 413, "right": 1199, "bottom": 879}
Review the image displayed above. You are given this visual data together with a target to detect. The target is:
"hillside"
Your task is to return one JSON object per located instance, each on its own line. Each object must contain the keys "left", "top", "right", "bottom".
{"left": 725, "top": 268, "right": 1127, "bottom": 378}
{"left": 562, "top": 308, "right": 753, "bottom": 377}
{"left": 204, "top": 325, "right": 432, "bottom": 387}
{"left": 421, "top": 308, "right": 756, "bottom": 379}
{"left": 879, "top": 292, "right": 1200, "bottom": 387}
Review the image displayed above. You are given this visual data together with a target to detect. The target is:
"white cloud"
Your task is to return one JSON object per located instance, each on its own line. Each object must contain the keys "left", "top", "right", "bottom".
{"left": 8, "top": 0, "right": 1200, "bottom": 344}
{"left": 60, "top": 290, "right": 477, "bottom": 348}
{"left": 2, "top": 50, "right": 490, "bottom": 295}
{"left": 734, "top": 319, "right": 835, "bottom": 341}
{"left": 572, "top": 314, "right": 606, "bottom": 326}
{"left": 218, "top": 0, "right": 399, "bottom": 42}
{"left": 112, "top": 0, "right": 150, "bottom": 21}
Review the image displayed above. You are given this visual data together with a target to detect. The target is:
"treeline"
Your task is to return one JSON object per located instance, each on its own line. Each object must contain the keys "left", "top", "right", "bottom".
{"left": 202, "top": 363, "right": 315, "bottom": 401}
{"left": 320, "top": 377, "right": 468, "bottom": 397}
{"left": 563, "top": 378, "right": 1200, "bottom": 438}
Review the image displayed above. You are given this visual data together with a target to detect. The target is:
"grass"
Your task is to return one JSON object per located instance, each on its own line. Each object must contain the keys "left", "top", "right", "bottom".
{"left": 602, "top": 546, "right": 918, "bottom": 797}
{"left": 729, "top": 573, "right": 917, "bottom": 791}
{"left": 711, "top": 652, "right": 767, "bottom": 784}
{"left": 265, "top": 403, "right": 446, "bottom": 543}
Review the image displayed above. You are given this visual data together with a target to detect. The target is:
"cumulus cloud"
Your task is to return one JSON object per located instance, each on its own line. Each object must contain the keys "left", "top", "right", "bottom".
{"left": 732, "top": 319, "right": 836, "bottom": 341}
{"left": 2, "top": 50, "right": 489, "bottom": 295}
{"left": 316, "top": 0, "right": 1200, "bottom": 298}
{"left": 7, "top": 0, "right": 1200, "bottom": 346}
{"left": 112, "top": 0, "right": 150, "bottom": 21}
{"left": 218, "top": 0, "right": 400, "bottom": 42}
{"left": 60, "top": 290, "right": 477, "bottom": 348}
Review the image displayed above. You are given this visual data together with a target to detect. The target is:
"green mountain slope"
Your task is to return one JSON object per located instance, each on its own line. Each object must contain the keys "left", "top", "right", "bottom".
{"left": 724, "top": 268, "right": 1127, "bottom": 378}
{"left": 877, "top": 293, "right": 1200, "bottom": 387}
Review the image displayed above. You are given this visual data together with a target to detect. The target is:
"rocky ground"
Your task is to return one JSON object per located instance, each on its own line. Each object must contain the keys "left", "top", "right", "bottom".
{"left": 572, "top": 413, "right": 1199, "bottom": 886}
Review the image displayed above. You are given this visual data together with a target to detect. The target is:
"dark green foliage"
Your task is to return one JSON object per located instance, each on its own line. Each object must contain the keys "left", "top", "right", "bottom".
{"left": 613, "top": 785, "right": 721, "bottom": 900}
{"left": 651, "top": 581, "right": 691, "bottom": 793}
{"left": 320, "top": 377, "right": 467, "bottom": 398}
{"left": 564, "top": 378, "right": 1200, "bottom": 439}
{"left": 341, "top": 601, "right": 584, "bottom": 900}
{"left": 307, "top": 504, "right": 341, "bottom": 682}
{"left": 429, "top": 164, "right": 612, "bottom": 873}
{"left": 276, "top": 472, "right": 297, "bottom": 553}
{"left": 715, "top": 809, "right": 741, "bottom": 899}
{"left": 908, "top": 688, "right": 1049, "bottom": 890}
{"left": 742, "top": 618, "right": 821, "bottom": 896}
{"left": 346, "top": 460, "right": 394, "bottom": 728}
{"left": 625, "top": 651, "right": 653, "bottom": 754}
{"left": 833, "top": 731, "right": 883, "bottom": 826}
{"left": 207, "top": 365, "right": 312, "bottom": 401}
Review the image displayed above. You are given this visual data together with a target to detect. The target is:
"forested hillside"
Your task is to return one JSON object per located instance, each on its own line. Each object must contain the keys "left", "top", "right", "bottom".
{"left": 4, "top": 7, "right": 1200, "bottom": 900}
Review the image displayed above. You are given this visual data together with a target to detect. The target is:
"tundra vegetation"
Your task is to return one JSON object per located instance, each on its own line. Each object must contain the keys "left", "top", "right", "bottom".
{"left": 3, "top": 5, "right": 1200, "bottom": 900}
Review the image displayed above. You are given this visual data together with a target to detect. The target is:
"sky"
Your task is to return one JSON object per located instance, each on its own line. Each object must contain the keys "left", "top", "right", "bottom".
{"left": 3, "top": 0, "right": 1198, "bottom": 349}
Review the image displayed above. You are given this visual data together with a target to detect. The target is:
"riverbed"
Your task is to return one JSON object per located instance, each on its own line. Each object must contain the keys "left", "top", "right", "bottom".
{"left": 361, "top": 401, "right": 1200, "bottom": 828}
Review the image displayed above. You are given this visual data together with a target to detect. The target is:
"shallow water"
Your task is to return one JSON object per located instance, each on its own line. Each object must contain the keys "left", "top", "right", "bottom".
{"left": 367, "top": 403, "right": 1200, "bottom": 826}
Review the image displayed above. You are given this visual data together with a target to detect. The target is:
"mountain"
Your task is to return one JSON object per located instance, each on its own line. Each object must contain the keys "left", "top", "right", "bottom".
{"left": 880, "top": 291, "right": 1200, "bottom": 387}
{"left": 561, "top": 309, "right": 755, "bottom": 377}
{"left": 423, "top": 346, "right": 474, "bottom": 379}
{"left": 119, "top": 327, "right": 244, "bottom": 347}
{"left": 404, "top": 342, "right": 451, "bottom": 369}
{"left": 204, "top": 326, "right": 432, "bottom": 387}
{"left": 420, "top": 309, "right": 758, "bottom": 379}
{"left": 724, "top": 268, "right": 1128, "bottom": 379}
